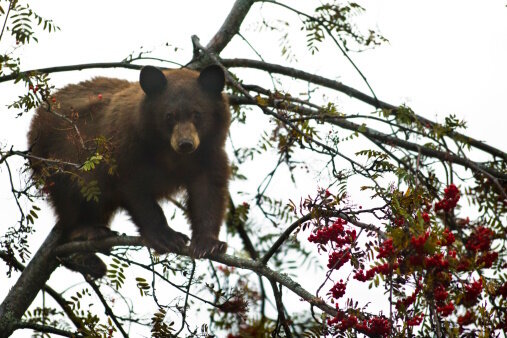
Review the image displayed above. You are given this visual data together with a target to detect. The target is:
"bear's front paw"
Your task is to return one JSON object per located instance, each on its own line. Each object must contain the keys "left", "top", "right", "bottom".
{"left": 142, "top": 226, "right": 190, "bottom": 254}
{"left": 189, "top": 237, "right": 227, "bottom": 258}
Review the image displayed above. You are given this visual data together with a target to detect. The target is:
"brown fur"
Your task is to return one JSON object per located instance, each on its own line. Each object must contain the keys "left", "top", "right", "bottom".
{"left": 28, "top": 66, "right": 231, "bottom": 276}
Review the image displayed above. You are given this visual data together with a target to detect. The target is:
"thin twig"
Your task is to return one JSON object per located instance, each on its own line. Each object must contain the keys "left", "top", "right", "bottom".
{"left": 175, "top": 260, "right": 196, "bottom": 337}
{"left": 261, "top": 0, "right": 379, "bottom": 102}
{"left": 269, "top": 280, "right": 292, "bottom": 338}
{"left": 0, "top": 0, "right": 13, "bottom": 42}
{"left": 84, "top": 275, "right": 129, "bottom": 338}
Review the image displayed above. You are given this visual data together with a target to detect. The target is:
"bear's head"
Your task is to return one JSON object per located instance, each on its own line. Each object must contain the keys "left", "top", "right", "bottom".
{"left": 139, "top": 65, "right": 228, "bottom": 154}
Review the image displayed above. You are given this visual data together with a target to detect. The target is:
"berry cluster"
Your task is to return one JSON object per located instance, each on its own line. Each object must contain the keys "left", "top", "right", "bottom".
{"left": 457, "top": 311, "right": 474, "bottom": 327}
{"left": 328, "top": 314, "right": 391, "bottom": 337}
{"left": 308, "top": 218, "right": 356, "bottom": 272}
{"left": 462, "top": 279, "right": 482, "bottom": 307}
{"left": 305, "top": 184, "right": 503, "bottom": 336}
{"left": 465, "top": 226, "right": 494, "bottom": 252}
{"left": 327, "top": 250, "right": 351, "bottom": 270}
{"left": 437, "top": 302, "right": 455, "bottom": 317}
{"left": 440, "top": 228, "right": 455, "bottom": 246}
{"left": 410, "top": 232, "right": 429, "bottom": 252}
{"left": 434, "top": 183, "right": 460, "bottom": 212}
{"left": 327, "top": 280, "right": 346, "bottom": 300}
{"left": 376, "top": 238, "right": 394, "bottom": 259}
{"left": 406, "top": 313, "right": 424, "bottom": 326}
{"left": 355, "top": 316, "right": 391, "bottom": 337}
{"left": 396, "top": 285, "right": 421, "bottom": 311}
{"left": 353, "top": 262, "right": 398, "bottom": 282}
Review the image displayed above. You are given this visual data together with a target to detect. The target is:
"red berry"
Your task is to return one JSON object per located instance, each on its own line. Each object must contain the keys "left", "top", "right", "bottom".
{"left": 98, "top": 94, "right": 103, "bottom": 100}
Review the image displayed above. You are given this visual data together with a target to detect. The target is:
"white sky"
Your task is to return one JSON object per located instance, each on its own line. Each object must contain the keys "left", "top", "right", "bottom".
{"left": 1, "top": 1, "right": 506, "bottom": 336}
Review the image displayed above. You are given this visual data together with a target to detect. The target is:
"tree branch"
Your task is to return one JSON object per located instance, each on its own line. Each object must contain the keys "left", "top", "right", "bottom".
{"left": 12, "top": 322, "right": 82, "bottom": 338}
{"left": 0, "top": 225, "right": 64, "bottom": 338}
{"left": 0, "top": 250, "right": 85, "bottom": 331}
{"left": 228, "top": 94, "right": 507, "bottom": 181}
{"left": 222, "top": 58, "right": 507, "bottom": 160}
{"left": 54, "top": 236, "right": 338, "bottom": 318}
{"left": 0, "top": 62, "right": 143, "bottom": 84}
{"left": 205, "top": 0, "right": 257, "bottom": 55}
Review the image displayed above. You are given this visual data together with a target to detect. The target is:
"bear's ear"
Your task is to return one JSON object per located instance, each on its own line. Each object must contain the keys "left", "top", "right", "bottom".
{"left": 198, "top": 65, "right": 225, "bottom": 95}
{"left": 140, "top": 66, "right": 167, "bottom": 95}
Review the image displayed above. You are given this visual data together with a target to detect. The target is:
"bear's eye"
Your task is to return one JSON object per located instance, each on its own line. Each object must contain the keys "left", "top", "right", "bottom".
{"left": 193, "top": 111, "right": 202, "bottom": 120}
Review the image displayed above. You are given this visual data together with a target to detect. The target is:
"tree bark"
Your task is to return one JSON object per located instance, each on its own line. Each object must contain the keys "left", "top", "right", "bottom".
{"left": 0, "top": 226, "right": 64, "bottom": 338}
{"left": 205, "top": 0, "right": 257, "bottom": 54}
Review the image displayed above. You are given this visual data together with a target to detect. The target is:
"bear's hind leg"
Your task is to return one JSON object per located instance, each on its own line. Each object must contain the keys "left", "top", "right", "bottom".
{"left": 59, "top": 224, "right": 117, "bottom": 279}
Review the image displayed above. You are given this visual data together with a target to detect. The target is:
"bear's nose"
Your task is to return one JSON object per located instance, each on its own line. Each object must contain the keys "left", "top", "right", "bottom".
{"left": 178, "top": 139, "right": 195, "bottom": 153}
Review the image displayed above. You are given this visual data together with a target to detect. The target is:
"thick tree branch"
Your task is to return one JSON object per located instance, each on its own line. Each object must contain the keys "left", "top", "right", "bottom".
{"left": 205, "top": 0, "right": 257, "bottom": 55}
{"left": 54, "top": 236, "right": 338, "bottom": 318}
{"left": 0, "top": 225, "right": 64, "bottom": 338}
{"left": 222, "top": 58, "right": 507, "bottom": 160}
{"left": 0, "top": 251, "right": 84, "bottom": 331}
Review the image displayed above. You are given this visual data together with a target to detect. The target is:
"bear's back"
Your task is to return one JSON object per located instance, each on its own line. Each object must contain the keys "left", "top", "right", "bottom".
{"left": 28, "top": 77, "right": 134, "bottom": 165}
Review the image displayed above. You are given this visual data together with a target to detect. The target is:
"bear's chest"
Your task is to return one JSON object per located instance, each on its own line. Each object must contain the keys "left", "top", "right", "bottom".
{"left": 137, "top": 153, "right": 200, "bottom": 193}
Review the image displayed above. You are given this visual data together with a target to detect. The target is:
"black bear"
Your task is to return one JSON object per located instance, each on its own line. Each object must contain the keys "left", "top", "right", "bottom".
{"left": 28, "top": 65, "right": 231, "bottom": 277}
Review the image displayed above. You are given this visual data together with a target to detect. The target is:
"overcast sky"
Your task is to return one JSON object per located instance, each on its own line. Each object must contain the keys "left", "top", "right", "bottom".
{"left": 1, "top": 1, "right": 506, "bottom": 336}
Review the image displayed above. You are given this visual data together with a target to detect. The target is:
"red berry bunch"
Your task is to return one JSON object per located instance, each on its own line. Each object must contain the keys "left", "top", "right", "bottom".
{"left": 440, "top": 228, "right": 455, "bottom": 246}
{"left": 462, "top": 279, "right": 482, "bottom": 307}
{"left": 457, "top": 310, "right": 474, "bottom": 327}
{"left": 329, "top": 314, "right": 391, "bottom": 337}
{"left": 328, "top": 280, "right": 347, "bottom": 300}
{"left": 406, "top": 313, "right": 424, "bottom": 326}
{"left": 308, "top": 218, "right": 346, "bottom": 245}
{"left": 424, "top": 253, "right": 449, "bottom": 271}
{"left": 353, "top": 262, "right": 398, "bottom": 282}
{"left": 410, "top": 231, "right": 429, "bottom": 253}
{"left": 435, "top": 183, "right": 460, "bottom": 212}
{"left": 355, "top": 316, "right": 391, "bottom": 337}
{"left": 327, "top": 314, "right": 357, "bottom": 330}
{"left": 377, "top": 238, "right": 394, "bottom": 259}
{"left": 433, "top": 285, "right": 449, "bottom": 302}
{"left": 308, "top": 218, "right": 356, "bottom": 271}
{"left": 396, "top": 285, "right": 421, "bottom": 311}
{"left": 476, "top": 251, "right": 498, "bottom": 268}
{"left": 465, "top": 226, "right": 494, "bottom": 252}
{"left": 327, "top": 250, "right": 351, "bottom": 270}
{"left": 437, "top": 302, "right": 455, "bottom": 317}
